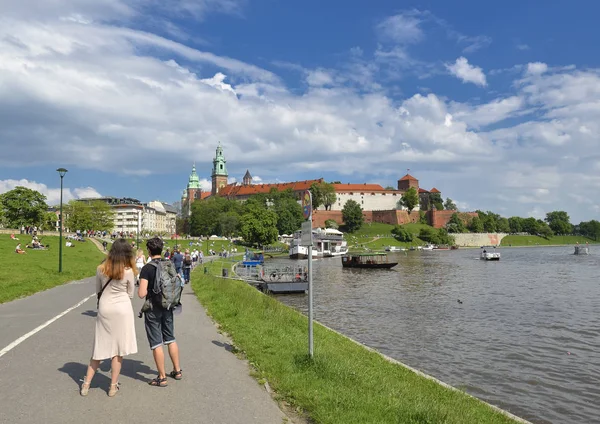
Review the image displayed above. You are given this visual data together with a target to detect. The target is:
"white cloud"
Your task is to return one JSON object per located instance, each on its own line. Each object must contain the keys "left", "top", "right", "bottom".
{"left": 376, "top": 13, "right": 423, "bottom": 44}
{"left": 516, "top": 44, "right": 530, "bottom": 51}
{"left": 445, "top": 57, "right": 487, "bottom": 86}
{"left": 306, "top": 69, "right": 335, "bottom": 87}
{"left": 0, "top": 179, "right": 101, "bottom": 205}
{"left": 526, "top": 62, "right": 548, "bottom": 75}
{"left": 1, "top": 2, "right": 600, "bottom": 222}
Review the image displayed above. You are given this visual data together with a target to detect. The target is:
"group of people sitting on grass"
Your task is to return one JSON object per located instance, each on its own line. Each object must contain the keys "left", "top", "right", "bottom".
{"left": 14, "top": 236, "right": 48, "bottom": 254}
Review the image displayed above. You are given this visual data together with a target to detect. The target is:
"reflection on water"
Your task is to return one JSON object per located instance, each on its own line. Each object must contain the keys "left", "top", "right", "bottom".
{"left": 272, "top": 247, "right": 600, "bottom": 424}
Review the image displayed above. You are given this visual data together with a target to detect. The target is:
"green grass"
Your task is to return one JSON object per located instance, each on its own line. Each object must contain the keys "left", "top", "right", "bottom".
{"left": 500, "top": 235, "right": 598, "bottom": 246}
{"left": 0, "top": 234, "right": 105, "bottom": 303}
{"left": 191, "top": 272, "right": 522, "bottom": 424}
{"left": 343, "top": 222, "right": 431, "bottom": 252}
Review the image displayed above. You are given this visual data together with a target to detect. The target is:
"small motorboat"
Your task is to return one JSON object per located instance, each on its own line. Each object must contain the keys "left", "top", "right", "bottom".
{"left": 480, "top": 249, "right": 500, "bottom": 261}
{"left": 421, "top": 244, "right": 435, "bottom": 251}
{"left": 574, "top": 245, "right": 589, "bottom": 255}
{"left": 342, "top": 253, "right": 398, "bottom": 269}
{"left": 385, "top": 246, "right": 406, "bottom": 252}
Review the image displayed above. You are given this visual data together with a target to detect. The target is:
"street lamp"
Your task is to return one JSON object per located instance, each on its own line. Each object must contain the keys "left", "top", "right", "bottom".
{"left": 57, "top": 168, "right": 68, "bottom": 273}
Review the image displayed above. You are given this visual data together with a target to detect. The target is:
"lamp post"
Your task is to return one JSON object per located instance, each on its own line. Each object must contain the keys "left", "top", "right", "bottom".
{"left": 56, "top": 168, "right": 68, "bottom": 273}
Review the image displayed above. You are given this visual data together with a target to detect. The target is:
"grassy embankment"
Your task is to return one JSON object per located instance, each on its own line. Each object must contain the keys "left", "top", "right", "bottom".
{"left": 500, "top": 234, "right": 598, "bottom": 246}
{"left": 344, "top": 222, "right": 430, "bottom": 252}
{"left": 191, "top": 269, "right": 522, "bottom": 424}
{"left": 0, "top": 234, "right": 105, "bottom": 304}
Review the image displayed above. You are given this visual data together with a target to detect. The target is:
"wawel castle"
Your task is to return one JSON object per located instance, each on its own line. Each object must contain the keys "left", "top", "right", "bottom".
{"left": 181, "top": 144, "right": 456, "bottom": 228}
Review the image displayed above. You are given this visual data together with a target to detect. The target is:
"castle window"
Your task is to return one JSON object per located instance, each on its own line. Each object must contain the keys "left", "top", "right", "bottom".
{"left": 220, "top": 164, "right": 223, "bottom": 170}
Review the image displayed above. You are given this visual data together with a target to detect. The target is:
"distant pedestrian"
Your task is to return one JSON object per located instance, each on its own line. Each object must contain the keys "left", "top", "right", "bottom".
{"left": 182, "top": 249, "right": 192, "bottom": 284}
{"left": 102, "top": 240, "right": 108, "bottom": 251}
{"left": 80, "top": 239, "right": 138, "bottom": 397}
{"left": 172, "top": 249, "right": 184, "bottom": 279}
{"left": 138, "top": 237, "right": 183, "bottom": 387}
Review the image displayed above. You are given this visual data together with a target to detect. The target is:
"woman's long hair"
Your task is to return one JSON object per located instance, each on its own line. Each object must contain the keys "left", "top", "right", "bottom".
{"left": 99, "top": 239, "right": 137, "bottom": 280}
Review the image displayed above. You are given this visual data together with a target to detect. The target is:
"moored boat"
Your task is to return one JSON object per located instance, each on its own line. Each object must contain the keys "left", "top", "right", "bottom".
{"left": 341, "top": 253, "right": 398, "bottom": 269}
{"left": 385, "top": 246, "right": 406, "bottom": 252}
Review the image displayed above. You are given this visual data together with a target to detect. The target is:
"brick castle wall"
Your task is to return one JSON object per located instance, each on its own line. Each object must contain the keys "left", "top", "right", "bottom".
{"left": 312, "top": 209, "right": 477, "bottom": 229}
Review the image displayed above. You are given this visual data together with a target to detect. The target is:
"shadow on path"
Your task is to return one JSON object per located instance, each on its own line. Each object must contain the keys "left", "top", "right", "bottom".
{"left": 59, "top": 359, "right": 157, "bottom": 389}
{"left": 81, "top": 310, "right": 97, "bottom": 317}
{"left": 212, "top": 340, "right": 235, "bottom": 353}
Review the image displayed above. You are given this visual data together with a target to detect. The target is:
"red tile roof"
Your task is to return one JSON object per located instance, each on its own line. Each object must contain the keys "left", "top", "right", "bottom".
{"left": 430, "top": 187, "right": 440, "bottom": 193}
{"left": 332, "top": 183, "right": 386, "bottom": 192}
{"left": 200, "top": 192, "right": 211, "bottom": 200}
{"left": 418, "top": 188, "right": 429, "bottom": 193}
{"left": 398, "top": 174, "right": 418, "bottom": 181}
{"left": 218, "top": 179, "right": 324, "bottom": 197}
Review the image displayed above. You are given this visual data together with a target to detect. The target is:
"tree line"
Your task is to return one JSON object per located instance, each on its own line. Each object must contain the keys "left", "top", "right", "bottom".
{"left": 445, "top": 210, "right": 600, "bottom": 240}
{"left": 0, "top": 186, "right": 114, "bottom": 232}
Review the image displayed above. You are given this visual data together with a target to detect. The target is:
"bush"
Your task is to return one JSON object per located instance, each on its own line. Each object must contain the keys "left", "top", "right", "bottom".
{"left": 391, "top": 225, "right": 413, "bottom": 242}
{"left": 324, "top": 219, "right": 339, "bottom": 229}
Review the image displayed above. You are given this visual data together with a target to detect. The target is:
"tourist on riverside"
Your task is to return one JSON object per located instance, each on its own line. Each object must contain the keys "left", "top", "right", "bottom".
{"left": 80, "top": 239, "right": 138, "bottom": 397}
{"left": 135, "top": 249, "right": 146, "bottom": 286}
{"left": 172, "top": 248, "right": 184, "bottom": 279}
{"left": 182, "top": 249, "right": 192, "bottom": 284}
{"left": 138, "top": 237, "right": 183, "bottom": 387}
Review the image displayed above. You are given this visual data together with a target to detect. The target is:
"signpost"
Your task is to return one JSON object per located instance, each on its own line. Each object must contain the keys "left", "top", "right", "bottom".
{"left": 301, "top": 190, "right": 314, "bottom": 357}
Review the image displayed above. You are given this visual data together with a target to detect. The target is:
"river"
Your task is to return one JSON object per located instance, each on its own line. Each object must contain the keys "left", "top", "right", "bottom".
{"left": 270, "top": 246, "right": 600, "bottom": 424}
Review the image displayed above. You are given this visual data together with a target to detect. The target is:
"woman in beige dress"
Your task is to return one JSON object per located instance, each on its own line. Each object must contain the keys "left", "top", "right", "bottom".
{"left": 80, "top": 239, "right": 138, "bottom": 397}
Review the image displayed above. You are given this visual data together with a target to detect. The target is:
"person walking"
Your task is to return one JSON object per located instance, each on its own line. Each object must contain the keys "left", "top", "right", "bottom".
{"left": 172, "top": 249, "right": 184, "bottom": 279}
{"left": 135, "top": 248, "right": 146, "bottom": 286}
{"left": 138, "top": 237, "right": 182, "bottom": 387}
{"left": 80, "top": 239, "right": 138, "bottom": 397}
{"left": 182, "top": 249, "right": 192, "bottom": 284}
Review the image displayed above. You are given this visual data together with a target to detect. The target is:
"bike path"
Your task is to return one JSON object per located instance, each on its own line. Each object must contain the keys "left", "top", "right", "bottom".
{"left": 0, "top": 275, "right": 288, "bottom": 424}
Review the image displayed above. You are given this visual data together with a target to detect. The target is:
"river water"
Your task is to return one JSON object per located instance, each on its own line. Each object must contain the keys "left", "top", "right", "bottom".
{"left": 271, "top": 247, "right": 600, "bottom": 424}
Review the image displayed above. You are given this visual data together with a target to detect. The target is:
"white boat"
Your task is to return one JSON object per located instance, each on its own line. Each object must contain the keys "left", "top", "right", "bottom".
{"left": 574, "top": 245, "right": 589, "bottom": 255}
{"left": 421, "top": 244, "right": 435, "bottom": 251}
{"left": 480, "top": 249, "right": 501, "bottom": 261}
{"left": 289, "top": 228, "right": 348, "bottom": 259}
{"left": 385, "top": 246, "right": 406, "bottom": 252}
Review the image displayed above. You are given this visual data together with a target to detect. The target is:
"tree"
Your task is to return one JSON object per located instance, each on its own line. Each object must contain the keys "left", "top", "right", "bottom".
{"left": 42, "top": 212, "right": 58, "bottom": 231}
{"left": 418, "top": 210, "right": 428, "bottom": 224}
{"left": 468, "top": 216, "right": 484, "bottom": 233}
{"left": 385, "top": 186, "right": 395, "bottom": 190}
{"left": 342, "top": 199, "right": 363, "bottom": 232}
{"left": 65, "top": 200, "right": 93, "bottom": 231}
{"left": 446, "top": 213, "right": 465, "bottom": 233}
{"left": 310, "top": 182, "right": 336, "bottom": 210}
{"left": 545, "top": 211, "right": 572, "bottom": 235}
{"left": 0, "top": 186, "right": 48, "bottom": 228}
{"left": 190, "top": 197, "right": 230, "bottom": 236}
{"left": 324, "top": 219, "right": 339, "bottom": 229}
{"left": 273, "top": 189, "right": 304, "bottom": 235}
{"left": 391, "top": 225, "right": 413, "bottom": 242}
{"left": 508, "top": 216, "right": 523, "bottom": 233}
{"left": 239, "top": 202, "right": 278, "bottom": 246}
{"left": 400, "top": 187, "right": 419, "bottom": 213}
{"left": 217, "top": 213, "right": 240, "bottom": 237}
{"left": 444, "top": 198, "right": 457, "bottom": 210}
{"left": 537, "top": 220, "right": 554, "bottom": 239}
{"left": 428, "top": 192, "right": 443, "bottom": 211}
{"left": 497, "top": 217, "right": 510, "bottom": 233}
{"left": 577, "top": 219, "right": 600, "bottom": 240}
{"left": 89, "top": 200, "right": 114, "bottom": 231}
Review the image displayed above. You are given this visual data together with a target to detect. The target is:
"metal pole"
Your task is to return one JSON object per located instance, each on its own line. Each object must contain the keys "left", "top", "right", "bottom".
{"left": 137, "top": 209, "right": 141, "bottom": 248}
{"left": 59, "top": 175, "right": 64, "bottom": 273}
{"left": 308, "top": 243, "right": 313, "bottom": 357}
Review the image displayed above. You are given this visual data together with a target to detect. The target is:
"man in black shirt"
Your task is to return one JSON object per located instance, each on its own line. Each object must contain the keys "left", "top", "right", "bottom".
{"left": 138, "top": 237, "right": 182, "bottom": 387}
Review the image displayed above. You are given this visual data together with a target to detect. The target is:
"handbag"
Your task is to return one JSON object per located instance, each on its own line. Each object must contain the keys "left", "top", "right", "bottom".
{"left": 96, "top": 278, "right": 113, "bottom": 308}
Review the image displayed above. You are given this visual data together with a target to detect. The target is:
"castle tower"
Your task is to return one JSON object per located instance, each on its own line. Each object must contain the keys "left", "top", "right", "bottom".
{"left": 243, "top": 169, "right": 252, "bottom": 186}
{"left": 397, "top": 173, "right": 419, "bottom": 191}
{"left": 211, "top": 142, "right": 228, "bottom": 195}
{"left": 185, "top": 163, "right": 201, "bottom": 215}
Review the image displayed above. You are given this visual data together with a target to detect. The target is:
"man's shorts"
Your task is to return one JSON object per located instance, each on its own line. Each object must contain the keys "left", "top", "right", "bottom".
{"left": 144, "top": 307, "right": 175, "bottom": 350}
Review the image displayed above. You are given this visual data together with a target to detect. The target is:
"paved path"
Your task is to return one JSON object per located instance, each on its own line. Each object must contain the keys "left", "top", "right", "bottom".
{"left": 0, "top": 271, "right": 288, "bottom": 424}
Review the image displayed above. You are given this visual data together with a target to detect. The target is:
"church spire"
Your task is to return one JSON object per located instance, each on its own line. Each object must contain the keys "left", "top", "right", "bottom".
{"left": 187, "top": 162, "right": 201, "bottom": 189}
{"left": 211, "top": 142, "right": 228, "bottom": 195}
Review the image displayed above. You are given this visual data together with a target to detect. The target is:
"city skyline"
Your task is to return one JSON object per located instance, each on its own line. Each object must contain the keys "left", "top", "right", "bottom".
{"left": 1, "top": 1, "right": 599, "bottom": 222}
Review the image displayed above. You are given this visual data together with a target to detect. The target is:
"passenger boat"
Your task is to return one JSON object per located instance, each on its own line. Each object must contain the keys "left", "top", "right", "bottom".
{"left": 259, "top": 265, "right": 308, "bottom": 294}
{"left": 289, "top": 228, "right": 348, "bottom": 259}
{"left": 421, "top": 244, "right": 435, "bottom": 251}
{"left": 480, "top": 249, "right": 501, "bottom": 261}
{"left": 341, "top": 253, "right": 398, "bottom": 269}
{"left": 574, "top": 245, "right": 589, "bottom": 255}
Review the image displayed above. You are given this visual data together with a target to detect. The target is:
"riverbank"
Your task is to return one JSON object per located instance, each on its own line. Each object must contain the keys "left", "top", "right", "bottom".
{"left": 500, "top": 234, "right": 598, "bottom": 246}
{"left": 0, "top": 235, "right": 105, "bottom": 303}
{"left": 191, "top": 270, "right": 528, "bottom": 424}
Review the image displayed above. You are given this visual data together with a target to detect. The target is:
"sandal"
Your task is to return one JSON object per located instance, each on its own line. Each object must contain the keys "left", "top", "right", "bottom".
{"left": 80, "top": 379, "right": 91, "bottom": 397}
{"left": 149, "top": 377, "right": 168, "bottom": 387}
{"left": 108, "top": 382, "right": 119, "bottom": 397}
{"left": 169, "top": 369, "right": 183, "bottom": 380}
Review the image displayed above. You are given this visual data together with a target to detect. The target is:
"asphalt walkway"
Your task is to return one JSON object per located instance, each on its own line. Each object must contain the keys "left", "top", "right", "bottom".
{"left": 0, "top": 271, "right": 288, "bottom": 424}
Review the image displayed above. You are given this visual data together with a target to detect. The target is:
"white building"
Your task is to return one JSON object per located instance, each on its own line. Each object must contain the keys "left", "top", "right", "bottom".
{"left": 330, "top": 183, "right": 409, "bottom": 211}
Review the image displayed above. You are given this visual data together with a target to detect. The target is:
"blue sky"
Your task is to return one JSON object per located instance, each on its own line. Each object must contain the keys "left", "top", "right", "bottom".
{"left": 1, "top": 0, "right": 600, "bottom": 222}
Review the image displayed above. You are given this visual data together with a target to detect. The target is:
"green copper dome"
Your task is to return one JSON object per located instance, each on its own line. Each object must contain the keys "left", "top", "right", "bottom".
{"left": 187, "top": 163, "right": 201, "bottom": 189}
{"left": 212, "top": 142, "right": 228, "bottom": 177}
